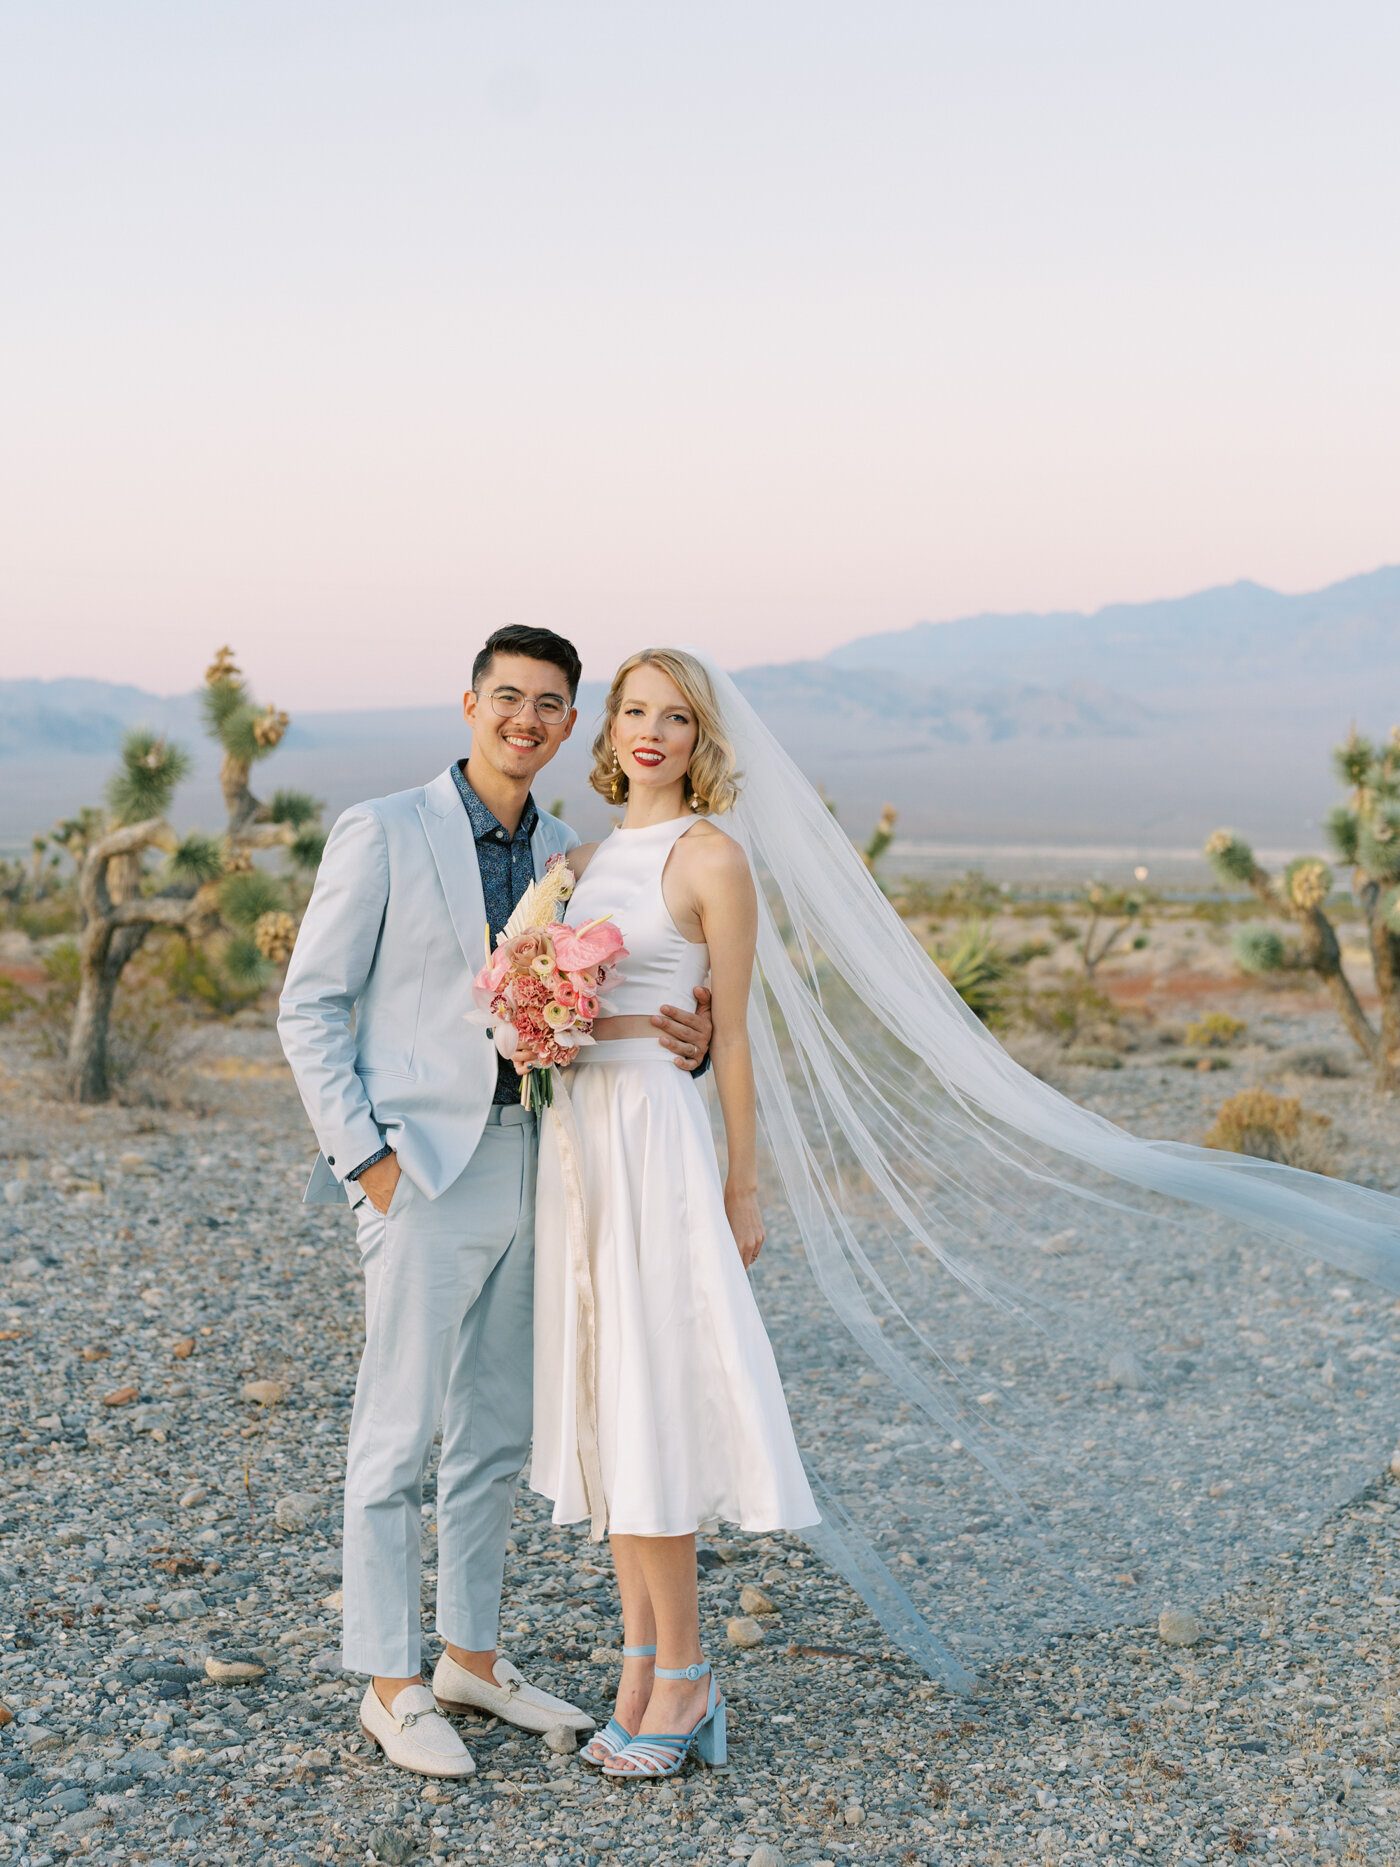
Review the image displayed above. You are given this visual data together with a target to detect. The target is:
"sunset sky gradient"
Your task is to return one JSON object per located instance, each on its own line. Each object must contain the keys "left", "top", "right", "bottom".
{"left": 2, "top": 2, "right": 1397, "bottom": 707}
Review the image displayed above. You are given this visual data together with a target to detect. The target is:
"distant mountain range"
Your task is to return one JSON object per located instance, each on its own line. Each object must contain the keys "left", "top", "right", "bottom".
{"left": 820, "top": 565, "right": 1400, "bottom": 712}
{"left": 3, "top": 566, "right": 1398, "bottom": 853}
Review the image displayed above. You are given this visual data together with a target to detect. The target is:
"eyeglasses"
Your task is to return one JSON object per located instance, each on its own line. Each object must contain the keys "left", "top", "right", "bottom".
{"left": 482, "top": 687, "right": 571, "bottom": 726}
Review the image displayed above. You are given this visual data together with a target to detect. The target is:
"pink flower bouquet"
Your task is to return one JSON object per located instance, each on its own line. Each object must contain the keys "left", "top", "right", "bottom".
{"left": 467, "top": 854, "right": 627, "bottom": 1112}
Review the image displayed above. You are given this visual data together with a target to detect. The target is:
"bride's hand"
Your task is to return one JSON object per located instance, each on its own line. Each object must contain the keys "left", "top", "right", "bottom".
{"left": 724, "top": 1185, "right": 765, "bottom": 1269}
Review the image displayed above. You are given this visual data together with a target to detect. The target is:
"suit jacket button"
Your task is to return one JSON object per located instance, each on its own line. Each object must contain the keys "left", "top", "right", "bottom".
{"left": 327, "top": 1156, "right": 335, "bottom": 1166}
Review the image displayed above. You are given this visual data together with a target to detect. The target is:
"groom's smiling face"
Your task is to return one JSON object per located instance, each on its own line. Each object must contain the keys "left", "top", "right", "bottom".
{"left": 463, "top": 652, "right": 577, "bottom": 785}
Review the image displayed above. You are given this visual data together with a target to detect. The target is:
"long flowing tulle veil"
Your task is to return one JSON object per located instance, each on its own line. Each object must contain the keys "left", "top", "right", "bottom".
{"left": 692, "top": 651, "right": 1400, "bottom": 1691}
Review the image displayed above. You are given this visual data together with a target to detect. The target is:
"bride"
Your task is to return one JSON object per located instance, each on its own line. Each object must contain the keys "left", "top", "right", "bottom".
{"left": 531, "top": 648, "right": 816, "bottom": 1778}
{"left": 532, "top": 642, "right": 1400, "bottom": 1755}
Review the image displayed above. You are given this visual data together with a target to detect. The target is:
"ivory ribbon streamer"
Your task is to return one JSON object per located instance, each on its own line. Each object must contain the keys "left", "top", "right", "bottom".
{"left": 544, "top": 1078, "right": 608, "bottom": 1540}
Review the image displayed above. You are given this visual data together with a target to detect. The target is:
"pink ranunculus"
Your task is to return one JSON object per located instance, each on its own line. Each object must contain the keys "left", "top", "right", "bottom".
{"left": 542, "top": 1000, "right": 573, "bottom": 1029}
{"left": 550, "top": 919, "right": 628, "bottom": 973}
{"left": 576, "top": 990, "right": 600, "bottom": 1021}
{"left": 530, "top": 954, "right": 557, "bottom": 981}
{"left": 553, "top": 979, "right": 578, "bottom": 1008}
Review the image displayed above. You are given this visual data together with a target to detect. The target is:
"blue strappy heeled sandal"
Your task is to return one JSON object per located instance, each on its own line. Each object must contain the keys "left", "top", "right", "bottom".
{"left": 601, "top": 1658, "right": 726, "bottom": 1780}
{"left": 579, "top": 1645, "right": 656, "bottom": 1768}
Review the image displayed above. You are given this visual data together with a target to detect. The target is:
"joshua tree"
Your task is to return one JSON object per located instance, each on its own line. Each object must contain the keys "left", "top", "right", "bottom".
{"left": 201, "top": 646, "right": 325, "bottom": 869}
{"left": 66, "top": 731, "right": 222, "bottom": 1102}
{"left": 1205, "top": 725, "right": 1400, "bottom": 1090}
{"left": 861, "top": 804, "right": 898, "bottom": 875}
{"left": 1078, "top": 882, "right": 1148, "bottom": 980}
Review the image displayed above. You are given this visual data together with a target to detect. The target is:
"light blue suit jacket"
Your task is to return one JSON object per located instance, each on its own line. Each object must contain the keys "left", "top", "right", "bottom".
{"left": 277, "top": 766, "right": 578, "bottom": 1204}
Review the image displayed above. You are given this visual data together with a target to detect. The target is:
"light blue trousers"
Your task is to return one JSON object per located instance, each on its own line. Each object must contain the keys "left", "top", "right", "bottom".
{"left": 340, "top": 1106, "right": 538, "bottom": 1677}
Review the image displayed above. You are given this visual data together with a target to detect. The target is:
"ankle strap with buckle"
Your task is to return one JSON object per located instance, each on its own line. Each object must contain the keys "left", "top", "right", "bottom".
{"left": 654, "top": 1659, "right": 710, "bottom": 1681}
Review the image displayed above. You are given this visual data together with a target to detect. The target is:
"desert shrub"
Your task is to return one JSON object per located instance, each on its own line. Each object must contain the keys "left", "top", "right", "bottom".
{"left": 1185, "top": 1011, "right": 1247, "bottom": 1049}
{"left": 1166, "top": 1052, "right": 1232, "bottom": 1071}
{"left": 1007, "top": 937, "right": 1054, "bottom": 966}
{"left": 1278, "top": 1046, "right": 1351, "bottom": 1079}
{"left": 1203, "top": 1089, "right": 1335, "bottom": 1173}
{"left": 1013, "top": 974, "right": 1117, "bottom": 1045}
{"left": 1064, "top": 1045, "right": 1123, "bottom": 1070}
{"left": 933, "top": 923, "right": 1009, "bottom": 1024}
{"left": 0, "top": 976, "right": 26, "bottom": 1024}
{"left": 17, "top": 897, "right": 80, "bottom": 939}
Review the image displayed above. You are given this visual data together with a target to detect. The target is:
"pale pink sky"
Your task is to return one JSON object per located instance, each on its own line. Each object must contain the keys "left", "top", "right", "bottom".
{"left": 2, "top": 3, "right": 1397, "bottom": 708}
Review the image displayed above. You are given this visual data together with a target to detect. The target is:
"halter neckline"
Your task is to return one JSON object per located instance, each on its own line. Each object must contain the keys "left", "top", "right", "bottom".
{"left": 612, "top": 815, "right": 699, "bottom": 837}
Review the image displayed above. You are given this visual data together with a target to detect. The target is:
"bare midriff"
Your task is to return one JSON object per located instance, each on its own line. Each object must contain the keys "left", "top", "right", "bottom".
{"left": 590, "top": 1014, "right": 667, "bottom": 1043}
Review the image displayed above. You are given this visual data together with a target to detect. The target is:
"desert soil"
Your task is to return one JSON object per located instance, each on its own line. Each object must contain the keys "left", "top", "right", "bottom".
{"left": 0, "top": 958, "right": 1398, "bottom": 1866}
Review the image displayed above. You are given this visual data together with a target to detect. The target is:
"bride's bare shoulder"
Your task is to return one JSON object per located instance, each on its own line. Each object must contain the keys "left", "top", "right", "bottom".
{"left": 568, "top": 840, "right": 602, "bottom": 879}
{"left": 678, "top": 818, "right": 751, "bottom": 882}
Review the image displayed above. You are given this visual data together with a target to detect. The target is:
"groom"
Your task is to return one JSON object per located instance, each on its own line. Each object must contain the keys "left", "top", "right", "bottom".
{"left": 278, "top": 625, "right": 713, "bottom": 1777}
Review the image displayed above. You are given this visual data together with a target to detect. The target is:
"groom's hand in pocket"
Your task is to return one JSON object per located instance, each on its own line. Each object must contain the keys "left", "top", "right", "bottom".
{"left": 654, "top": 985, "right": 712, "bottom": 1071}
{"left": 357, "top": 1152, "right": 401, "bottom": 1216}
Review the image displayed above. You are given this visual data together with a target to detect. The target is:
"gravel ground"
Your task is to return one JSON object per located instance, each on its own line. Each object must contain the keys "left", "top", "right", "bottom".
{"left": 1, "top": 1003, "right": 1398, "bottom": 1866}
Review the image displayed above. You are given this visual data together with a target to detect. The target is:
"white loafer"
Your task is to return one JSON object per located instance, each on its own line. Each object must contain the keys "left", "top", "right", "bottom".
{"left": 359, "top": 1682, "right": 476, "bottom": 1778}
{"left": 432, "top": 1651, "right": 595, "bottom": 1735}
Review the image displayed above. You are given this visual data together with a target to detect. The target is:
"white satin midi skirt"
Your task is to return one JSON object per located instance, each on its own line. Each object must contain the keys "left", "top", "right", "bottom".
{"left": 530, "top": 1041, "right": 819, "bottom": 1538}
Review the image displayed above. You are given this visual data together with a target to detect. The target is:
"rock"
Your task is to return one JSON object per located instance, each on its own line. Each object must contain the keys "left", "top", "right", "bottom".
{"left": 843, "top": 1802, "right": 865, "bottom": 1826}
{"left": 274, "top": 1491, "right": 321, "bottom": 1531}
{"left": 122, "top": 1745, "right": 169, "bottom": 1776}
{"left": 162, "top": 1587, "right": 208, "bottom": 1620}
{"left": 321, "top": 1589, "right": 344, "bottom": 1611}
{"left": 309, "top": 1650, "right": 342, "bottom": 1674}
{"left": 1390, "top": 1449, "right": 1400, "bottom": 1480}
{"left": 128, "top": 1404, "right": 171, "bottom": 1434}
{"left": 0, "top": 1700, "right": 11, "bottom": 1726}
{"left": 241, "top": 1379, "right": 287, "bottom": 1405}
{"left": 50, "top": 1787, "right": 88, "bottom": 1812}
{"left": 726, "top": 1616, "right": 766, "bottom": 1648}
{"left": 180, "top": 1485, "right": 208, "bottom": 1508}
{"left": 1159, "top": 1606, "right": 1203, "bottom": 1647}
{"left": 543, "top": 1724, "right": 577, "bottom": 1754}
{"left": 56, "top": 1807, "right": 109, "bottom": 1838}
{"left": 748, "top": 1847, "right": 784, "bottom": 1867}
{"left": 22, "top": 1727, "right": 62, "bottom": 1752}
{"left": 3, "top": 1180, "right": 29, "bottom": 1206}
{"left": 205, "top": 1651, "right": 267, "bottom": 1684}
{"left": 81, "top": 1343, "right": 110, "bottom": 1361}
{"left": 1108, "top": 1351, "right": 1148, "bottom": 1391}
{"left": 1041, "top": 1228, "right": 1076, "bottom": 1254}
{"left": 14, "top": 1254, "right": 42, "bottom": 1275}
{"left": 738, "top": 1584, "right": 775, "bottom": 1615}
{"left": 368, "top": 1825, "right": 417, "bottom": 1865}
{"left": 101, "top": 1384, "right": 140, "bottom": 1407}
{"left": 172, "top": 1336, "right": 196, "bottom": 1359}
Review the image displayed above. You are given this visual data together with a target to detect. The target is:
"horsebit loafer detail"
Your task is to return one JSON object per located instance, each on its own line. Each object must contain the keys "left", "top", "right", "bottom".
{"left": 359, "top": 1682, "right": 475, "bottom": 1778}
{"left": 432, "top": 1651, "right": 595, "bottom": 1734}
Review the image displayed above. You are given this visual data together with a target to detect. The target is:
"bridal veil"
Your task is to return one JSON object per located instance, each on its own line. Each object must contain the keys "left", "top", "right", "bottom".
{"left": 688, "top": 650, "right": 1400, "bottom": 1691}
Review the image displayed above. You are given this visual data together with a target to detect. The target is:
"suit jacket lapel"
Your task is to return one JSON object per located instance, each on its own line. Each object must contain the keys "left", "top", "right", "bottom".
{"left": 419, "top": 768, "right": 489, "bottom": 973}
{"left": 531, "top": 816, "right": 564, "bottom": 879}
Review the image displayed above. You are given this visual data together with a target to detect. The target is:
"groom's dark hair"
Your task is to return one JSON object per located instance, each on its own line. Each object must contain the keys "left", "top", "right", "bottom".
{"left": 472, "top": 626, "right": 583, "bottom": 701}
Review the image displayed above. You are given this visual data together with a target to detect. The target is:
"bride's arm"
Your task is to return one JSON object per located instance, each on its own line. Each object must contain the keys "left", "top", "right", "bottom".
{"left": 694, "top": 833, "right": 764, "bottom": 1268}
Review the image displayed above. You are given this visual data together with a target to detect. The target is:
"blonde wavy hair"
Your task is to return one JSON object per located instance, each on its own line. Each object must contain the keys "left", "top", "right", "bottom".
{"left": 589, "top": 648, "right": 742, "bottom": 814}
